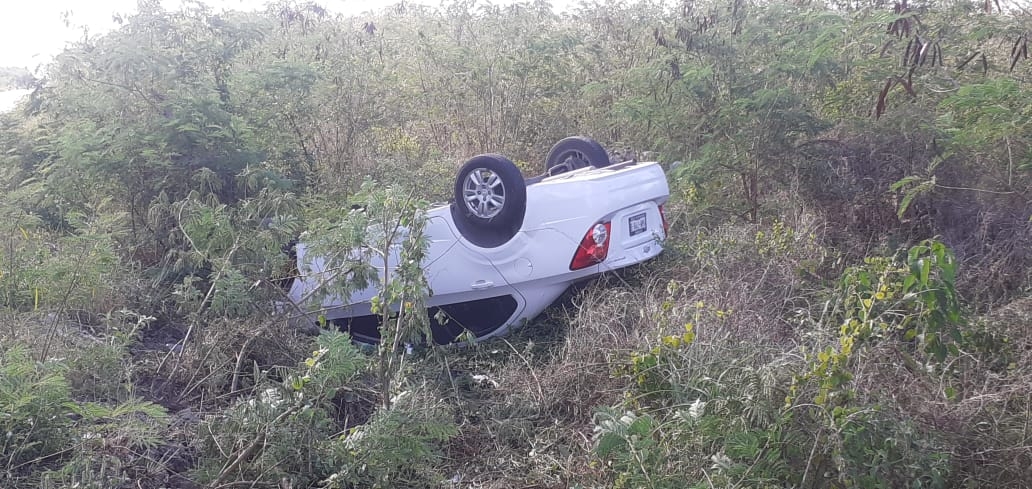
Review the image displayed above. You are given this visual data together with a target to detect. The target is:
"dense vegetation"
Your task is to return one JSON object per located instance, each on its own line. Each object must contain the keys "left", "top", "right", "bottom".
{"left": 0, "top": 67, "right": 32, "bottom": 90}
{"left": 1, "top": 0, "right": 1030, "bottom": 487}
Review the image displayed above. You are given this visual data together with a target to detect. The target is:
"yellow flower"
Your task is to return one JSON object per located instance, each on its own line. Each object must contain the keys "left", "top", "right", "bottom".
{"left": 840, "top": 336, "right": 854, "bottom": 355}
{"left": 682, "top": 331, "right": 696, "bottom": 345}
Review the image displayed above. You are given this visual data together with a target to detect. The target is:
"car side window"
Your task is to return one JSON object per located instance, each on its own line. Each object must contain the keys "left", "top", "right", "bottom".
{"left": 331, "top": 294, "right": 519, "bottom": 344}
{"left": 429, "top": 295, "right": 518, "bottom": 343}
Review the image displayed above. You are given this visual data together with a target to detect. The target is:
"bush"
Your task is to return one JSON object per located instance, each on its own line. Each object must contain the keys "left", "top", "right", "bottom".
{"left": 1, "top": 341, "right": 168, "bottom": 488}
{"left": 322, "top": 385, "right": 457, "bottom": 489}
{"left": 597, "top": 326, "right": 952, "bottom": 489}
{"left": 196, "top": 331, "right": 366, "bottom": 486}
{"left": 0, "top": 344, "right": 73, "bottom": 478}
{"left": 198, "top": 331, "right": 458, "bottom": 488}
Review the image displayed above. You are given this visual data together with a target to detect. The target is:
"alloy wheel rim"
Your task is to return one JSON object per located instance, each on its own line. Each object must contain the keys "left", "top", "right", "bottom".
{"left": 462, "top": 168, "right": 506, "bottom": 218}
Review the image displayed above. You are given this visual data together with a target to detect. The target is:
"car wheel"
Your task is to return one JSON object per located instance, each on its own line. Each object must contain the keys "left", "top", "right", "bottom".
{"left": 545, "top": 136, "right": 610, "bottom": 175}
{"left": 454, "top": 154, "right": 527, "bottom": 232}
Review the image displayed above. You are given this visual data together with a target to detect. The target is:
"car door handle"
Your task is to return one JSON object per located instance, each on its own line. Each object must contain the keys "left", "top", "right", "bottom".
{"left": 470, "top": 280, "right": 494, "bottom": 290}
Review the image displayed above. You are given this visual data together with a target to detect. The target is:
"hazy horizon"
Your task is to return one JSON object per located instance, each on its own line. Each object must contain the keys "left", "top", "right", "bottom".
{"left": 2, "top": 0, "right": 580, "bottom": 71}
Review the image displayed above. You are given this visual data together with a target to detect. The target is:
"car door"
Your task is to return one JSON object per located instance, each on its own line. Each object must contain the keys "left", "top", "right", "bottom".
{"left": 420, "top": 212, "right": 528, "bottom": 343}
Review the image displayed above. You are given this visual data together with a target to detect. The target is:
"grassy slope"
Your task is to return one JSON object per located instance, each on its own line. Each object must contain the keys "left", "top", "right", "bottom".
{"left": 1, "top": 0, "right": 1031, "bottom": 486}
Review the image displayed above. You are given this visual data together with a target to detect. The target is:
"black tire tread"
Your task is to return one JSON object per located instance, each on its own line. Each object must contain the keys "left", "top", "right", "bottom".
{"left": 452, "top": 154, "right": 527, "bottom": 248}
{"left": 545, "top": 136, "right": 610, "bottom": 174}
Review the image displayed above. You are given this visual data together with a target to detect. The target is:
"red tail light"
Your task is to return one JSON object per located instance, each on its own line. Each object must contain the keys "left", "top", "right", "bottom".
{"left": 570, "top": 222, "right": 611, "bottom": 270}
{"left": 659, "top": 205, "right": 669, "bottom": 235}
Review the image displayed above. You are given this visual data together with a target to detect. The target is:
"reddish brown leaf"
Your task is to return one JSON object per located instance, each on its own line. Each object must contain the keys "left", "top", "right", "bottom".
{"left": 676, "top": 26, "right": 690, "bottom": 44}
{"left": 958, "top": 51, "right": 979, "bottom": 70}
{"left": 919, "top": 40, "right": 931, "bottom": 66}
{"left": 896, "top": 76, "right": 916, "bottom": 96}
{"left": 875, "top": 78, "right": 895, "bottom": 119}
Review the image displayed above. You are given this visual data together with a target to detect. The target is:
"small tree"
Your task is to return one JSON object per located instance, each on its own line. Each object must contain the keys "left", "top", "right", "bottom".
{"left": 301, "top": 180, "right": 431, "bottom": 409}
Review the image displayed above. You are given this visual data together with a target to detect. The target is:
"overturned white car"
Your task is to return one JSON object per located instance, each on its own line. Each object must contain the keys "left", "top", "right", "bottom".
{"left": 287, "top": 137, "right": 670, "bottom": 343}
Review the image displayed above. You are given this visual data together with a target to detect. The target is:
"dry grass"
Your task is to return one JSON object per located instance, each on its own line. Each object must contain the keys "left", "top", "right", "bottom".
{"left": 436, "top": 207, "right": 1032, "bottom": 488}
{"left": 132, "top": 315, "right": 313, "bottom": 410}
{"left": 944, "top": 298, "right": 1032, "bottom": 488}
{"left": 5, "top": 193, "right": 1032, "bottom": 488}
{"left": 435, "top": 212, "right": 836, "bottom": 487}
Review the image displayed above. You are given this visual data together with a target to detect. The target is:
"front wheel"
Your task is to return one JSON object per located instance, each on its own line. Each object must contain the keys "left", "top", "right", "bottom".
{"left": 454, "top": 154, "right": 527, "bottom": 232}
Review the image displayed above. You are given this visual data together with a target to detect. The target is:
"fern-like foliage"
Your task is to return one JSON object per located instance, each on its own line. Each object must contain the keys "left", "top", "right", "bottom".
{"left": 197, "top": 330, "right": 368, "bottom": 487}
{"left": 322, "top": 385, "right": 458, "bottom": 489}
{"left": 0, "top": 344, "right": 73, "bottom": 475}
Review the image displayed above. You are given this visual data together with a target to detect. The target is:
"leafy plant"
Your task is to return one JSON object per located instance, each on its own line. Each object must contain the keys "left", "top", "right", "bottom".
{"left": 1, "top": 342, "right": 168, "bottom": 487}
{"left": 599, "top": 348, "right": 802, "bottom": 489}
{"left": 594, "top": 409, "right": 671, "bottom": 489}
{"left": 302, "top": 180, "right": 431, "bottom": 409}
{"left": 321, "top": 385, "right": 457, "bottom": 489}
{"left": 1, "top": 344, "right": 73, "bottom": 477}
{"left": 44, "top": 398, "right": 169, "bottom": 489}
{"left": 198, "top": 330, "right": 366, "bottom": 486}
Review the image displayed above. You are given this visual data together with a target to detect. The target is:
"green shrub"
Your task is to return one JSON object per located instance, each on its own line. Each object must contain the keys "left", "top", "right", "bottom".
{"left": 600, "top": 339, "right": 802, "bottom": 489}
{"left": 198, "top": 330, "right": 457, "bottom": 488}
{"left": 41, "top": 398, "right": 168, "bottom": 489}
{"left": 0, "top": 212, "right": 124, "bottom": 314}
{"left": 1, "top": 341, "right": 168, "bottom": 488}
{"left": 0, "top": 344, "right": 73, "bottom": 478}
{"left": 322, "top": 385, "right": 458, "bottom": 489}
{"left": 197, "top": 331, "right": 367, "bottom": 486}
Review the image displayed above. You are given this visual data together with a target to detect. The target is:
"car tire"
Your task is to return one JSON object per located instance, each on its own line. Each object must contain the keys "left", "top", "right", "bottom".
{"left": 454, "top": 154, "right": 527, "bottom": 234}
{"left": 545, "top": 136, "right": 610, "bottom": 175}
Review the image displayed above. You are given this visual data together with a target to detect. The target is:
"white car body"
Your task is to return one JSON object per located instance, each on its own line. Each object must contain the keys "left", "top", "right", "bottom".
{"left": 288, "top": 160, "right": 670, "bottom": 343}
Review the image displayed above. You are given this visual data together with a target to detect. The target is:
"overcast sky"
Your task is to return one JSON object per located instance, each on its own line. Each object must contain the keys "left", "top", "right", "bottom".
{"left": 2, "top": 0, "right": 561, "bottom": 70}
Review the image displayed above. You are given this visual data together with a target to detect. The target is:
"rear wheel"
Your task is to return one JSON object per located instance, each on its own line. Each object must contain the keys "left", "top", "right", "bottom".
{"left": 545, "top": 136, "right": 610, "bottom": 175}
{"left": 453, "top": 154, "right": 526, "bottom": 237}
